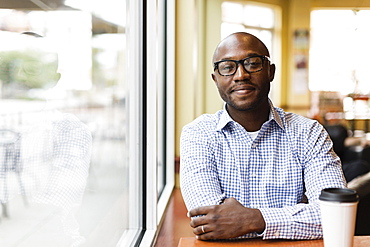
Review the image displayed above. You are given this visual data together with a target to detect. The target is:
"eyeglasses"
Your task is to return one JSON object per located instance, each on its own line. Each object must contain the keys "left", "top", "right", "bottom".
{"left": 213, "top": 55, "right": 271, "bottom": 76}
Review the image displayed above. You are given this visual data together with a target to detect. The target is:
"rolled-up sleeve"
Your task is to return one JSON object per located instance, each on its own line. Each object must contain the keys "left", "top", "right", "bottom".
{"left": 180, "top": 122, "right": 226, "bottom": 211}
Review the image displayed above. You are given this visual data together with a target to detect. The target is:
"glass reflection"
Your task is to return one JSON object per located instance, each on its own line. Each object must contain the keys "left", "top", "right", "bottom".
{"left": 0, "top": 6, "right": 128, "bottom": 247}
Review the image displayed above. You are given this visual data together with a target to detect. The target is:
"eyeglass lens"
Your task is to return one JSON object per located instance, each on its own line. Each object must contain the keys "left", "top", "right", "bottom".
{"left": 218, "top": 56, "right": 263, "bottom": 76}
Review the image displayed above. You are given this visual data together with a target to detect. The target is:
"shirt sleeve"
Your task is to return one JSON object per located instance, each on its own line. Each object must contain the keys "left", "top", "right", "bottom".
{"left": 34, "top": 114, "right": 92, "bottom": 209}
{"left": 180, "top": 122, "right": 226, "bottom": 211}
{"left": 259, "top": 122, "right": 347, "bottom": 240}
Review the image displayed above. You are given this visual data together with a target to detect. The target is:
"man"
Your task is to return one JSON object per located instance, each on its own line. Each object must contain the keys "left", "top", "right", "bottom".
{"left": 180, "top": 32, "right": 346, "bottom": 240}
{"left": 0, "top": 32, "right": 92, "bottom": 246}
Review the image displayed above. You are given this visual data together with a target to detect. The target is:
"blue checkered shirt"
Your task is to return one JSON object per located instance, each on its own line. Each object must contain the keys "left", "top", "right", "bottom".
{"left": 180, "top": 102, "right": 346, "bottom": 240}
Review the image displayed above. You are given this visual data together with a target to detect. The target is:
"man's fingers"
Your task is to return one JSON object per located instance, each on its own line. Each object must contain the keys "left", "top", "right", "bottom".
{"left": 187, "top": 205, "right": 214, "bottom": 218}
{"left": 222, "top": 197, "right": 236, "bottom": 204}
{"left": 194, "top": 226, "right": 215, "bottom": 241}
{"left": 196, "top": 233, "right": 213, "bottom": 241}
{"left": 193, "top": 224, "right": 215, "bottom": 240}
{"left": 189, "top": 214, "right": 207, "bottom": 228}
{"left": 198, "top": 225, "right": 207, "bottom": 234}
{"left": 187, "top": 198, "right": 235, "bottom": 218}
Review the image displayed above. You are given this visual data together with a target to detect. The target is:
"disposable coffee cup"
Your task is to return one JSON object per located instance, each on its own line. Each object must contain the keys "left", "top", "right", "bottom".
{"left": 319, "top": 188, "right": 359, "bottom": 247}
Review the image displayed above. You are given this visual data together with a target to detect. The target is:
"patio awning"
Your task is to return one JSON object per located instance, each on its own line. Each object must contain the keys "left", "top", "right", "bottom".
{"left": 0, "top": 0, "right": 124, "bottom": 34}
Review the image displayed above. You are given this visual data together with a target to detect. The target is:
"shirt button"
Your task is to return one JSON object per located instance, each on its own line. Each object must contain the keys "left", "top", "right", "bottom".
{"left": 251, "top": 143, "right": 257, "bottom": 148}
{"left": 273, "top": 231, "right": 280, "bottom": 237}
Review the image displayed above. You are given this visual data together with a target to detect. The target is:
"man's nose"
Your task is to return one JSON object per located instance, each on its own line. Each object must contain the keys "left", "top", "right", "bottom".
{"left": 234, "top": 63, "right": 250, "bottom": 79}
{"left": 16, "top": 65, "right": 27, "bottom": 79}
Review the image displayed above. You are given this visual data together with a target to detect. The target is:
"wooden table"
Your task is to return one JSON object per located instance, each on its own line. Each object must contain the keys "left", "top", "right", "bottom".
{"left": 178, "top": 236, "right": 370, "bottom": 247}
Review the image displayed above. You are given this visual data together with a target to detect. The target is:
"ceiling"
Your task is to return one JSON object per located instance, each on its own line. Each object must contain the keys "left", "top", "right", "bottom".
{"left": 0, "top": 0, "right": 70, "bottom": 10}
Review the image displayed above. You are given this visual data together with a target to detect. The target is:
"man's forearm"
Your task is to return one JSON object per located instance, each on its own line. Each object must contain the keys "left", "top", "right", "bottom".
{"left": 188, "top": 198, "right": 267, "bottom": 240}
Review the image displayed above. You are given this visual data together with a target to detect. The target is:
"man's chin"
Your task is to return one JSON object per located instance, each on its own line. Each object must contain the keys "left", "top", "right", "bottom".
{"left": 227, "top": 97, "right": 269, "bottom": 112}
{"left": 227, "top": 102, "right": 257, "bottom": 112}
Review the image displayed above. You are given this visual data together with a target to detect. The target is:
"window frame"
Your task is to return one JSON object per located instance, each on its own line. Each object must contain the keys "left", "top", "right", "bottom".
{"left": 156, "top": 0, "right": 176, "bottom": 221}
{"left": 141, "top": 0, "right": 175, "bottom": 245}
{"left": 117, "top": 0, "right": 145, "bottom": 246}
{"left": 119, "top": 0, "right": 175, "bottom": 246}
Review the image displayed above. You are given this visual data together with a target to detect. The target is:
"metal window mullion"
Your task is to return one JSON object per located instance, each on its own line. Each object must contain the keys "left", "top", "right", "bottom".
{"left": 117, "top": 0, "right": 145, "bottom": 246}
{"left": 139, "top": 0, "right": 158, "bottom": 245}
{"left": 156, "top": 0, "right": 175, "bottom": 224}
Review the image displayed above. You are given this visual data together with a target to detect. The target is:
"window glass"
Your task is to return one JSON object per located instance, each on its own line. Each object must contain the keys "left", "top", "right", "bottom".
{"left": 220, "top": 23, "right": 245, "bottom": 37}
{"left": 310, "top": 10, "right": 370, "bottom": 95}
{"left": 221, "top": 2, "right": 275, "bottom": 54}
{"left": 0, "top": 2, "right": 133, "bottom": 246}
{"left": 243, "top": 5, "right": 274, "bottom": 28}
{"left": 222, "top": 2, "right": 243, "bottom": 23}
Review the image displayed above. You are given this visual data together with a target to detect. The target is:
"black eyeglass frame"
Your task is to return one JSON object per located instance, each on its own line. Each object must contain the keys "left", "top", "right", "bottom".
{"left": 213, "top": 55, "right": 271, "bottom": 76}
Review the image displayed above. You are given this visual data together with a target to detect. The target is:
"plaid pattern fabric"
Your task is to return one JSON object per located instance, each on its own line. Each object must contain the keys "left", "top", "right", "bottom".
{"left": 180, "top": 101, "right": 346, "bottom": 240}
{"left": 0, "top": 111, "right": 92, "bottom": 207}
{"left": 0, "top": 110, "right": 92, "bottom": 245}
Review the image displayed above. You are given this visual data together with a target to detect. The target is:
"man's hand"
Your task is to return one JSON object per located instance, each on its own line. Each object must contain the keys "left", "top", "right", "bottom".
{"left": 187, "top": 197, "right": 266, "bottom": 240}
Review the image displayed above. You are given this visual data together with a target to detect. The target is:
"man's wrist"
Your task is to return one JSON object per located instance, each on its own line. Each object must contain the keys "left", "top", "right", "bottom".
{"left": 240, "top": 208, "right": 266, "bottom": 235}
{"left": 253, "top": 209, "right": 266, "bottom": 233}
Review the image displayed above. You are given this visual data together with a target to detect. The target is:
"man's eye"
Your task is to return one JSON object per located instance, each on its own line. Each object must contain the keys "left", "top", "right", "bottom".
{"left": 223, "top": 65, "right": 233, "bottom": 70}
{"left": 246, "top": 62, "right": 261, "bottom": 68}
{"left": 220, "top": 63, "right": 235, "bottom": 71}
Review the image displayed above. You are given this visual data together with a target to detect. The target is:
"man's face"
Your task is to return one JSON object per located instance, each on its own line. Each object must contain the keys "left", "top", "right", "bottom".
{"left": 211, "top": 34, "right": 275, "bottom": 112}
{"left": 14, "top": 51, "right": 60, "bottom": 89}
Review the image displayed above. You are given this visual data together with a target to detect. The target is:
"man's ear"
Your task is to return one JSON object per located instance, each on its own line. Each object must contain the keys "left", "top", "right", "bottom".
{"left": 54, "top": 72, "right": 61, "bottom": 82}
{"left": 211, "top": 72, "right": 217, "bottom": 83}
{"left": 268, "top": 64, "right": 276, "bottom": 82}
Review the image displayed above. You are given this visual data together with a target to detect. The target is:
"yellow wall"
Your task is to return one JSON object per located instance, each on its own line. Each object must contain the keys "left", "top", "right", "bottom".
{"left": 175, "top": 0, "right": 196, "bottom": 157}
{"left": 175, "top": 0, "right": 370, "bottom": 157}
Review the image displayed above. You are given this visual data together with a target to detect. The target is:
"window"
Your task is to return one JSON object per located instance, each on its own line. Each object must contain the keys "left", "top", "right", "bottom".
{"left": 221, "top": 1, "right": 275, "bottom": 56}
{"left": 141, "top": 0, "right": 175, "bottom": 245}
{"left": 0, "top": 2, "right": 133, "bottom": 246}
{"left": 0, "top": 0, "right": 174, "bottom": 246}
{"left": 310, "top": 9, "right": 370, "bottom": 95}
{"left": 221, "top": 1, "right": 281, "bottom": 104}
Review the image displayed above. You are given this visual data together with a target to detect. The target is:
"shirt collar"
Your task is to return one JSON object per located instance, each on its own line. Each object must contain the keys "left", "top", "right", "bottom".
{"left": 269, "top": 99, "right": 284, "bottom": 130}
{"left": 216, "top": 99, "right": 285, "bottom": 131}
{"left": 216, "top": 104, "right": 233, "bottom": 131}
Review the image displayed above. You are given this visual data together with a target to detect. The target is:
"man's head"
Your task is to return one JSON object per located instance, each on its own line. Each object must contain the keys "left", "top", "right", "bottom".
{"left": 211, "top": 32, "right": 275, "bottom": 112}
{"left": 0, "top": 31, "right": 61, "bottom": 99}
{"left": 17, "top": 32, "right": 61, "bottom": 88}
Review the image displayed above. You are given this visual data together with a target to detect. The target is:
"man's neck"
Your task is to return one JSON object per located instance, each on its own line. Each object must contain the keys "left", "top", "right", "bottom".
{"left": 226, "top": 102, "right": 270, "bottom": 132}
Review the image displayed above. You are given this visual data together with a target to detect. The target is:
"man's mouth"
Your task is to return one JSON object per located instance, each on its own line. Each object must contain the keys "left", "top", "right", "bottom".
{"left": 231, "top": 85, "right": 256, "bottom": 94}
